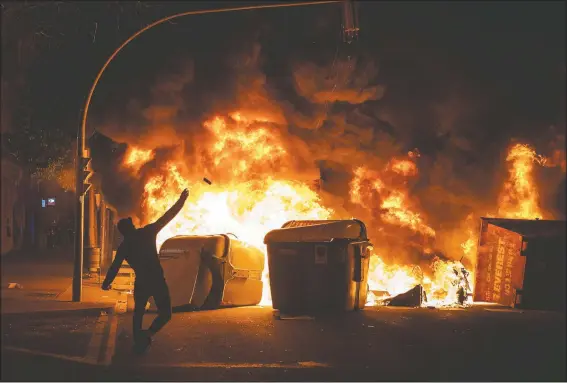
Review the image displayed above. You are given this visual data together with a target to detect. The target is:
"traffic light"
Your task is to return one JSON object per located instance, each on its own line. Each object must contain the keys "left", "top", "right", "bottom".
{"left": 82, "top": 157, "right": 93, "bottom": 196}
{"left": 342, "top": 0, "right": 359, "bottom": 43}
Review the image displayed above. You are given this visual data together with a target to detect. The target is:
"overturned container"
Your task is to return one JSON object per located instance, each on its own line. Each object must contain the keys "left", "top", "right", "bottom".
{"left": 264, "top": 219, "right": 372, "bottom": 315}
{"left": 474, "top": 217, "right": 566, "bottom": 311}
{"left": 150, "top": 234, "right": 264, "bottom": 310}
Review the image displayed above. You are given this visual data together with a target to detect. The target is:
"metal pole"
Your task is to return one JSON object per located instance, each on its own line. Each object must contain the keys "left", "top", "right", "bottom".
{"left": 85, "top": 188, "right": 101, "bottom": 273}
{"left": 72, "top": 136, "right": 84, "bottom": 301}
{"left": 99, "top": 200, "right": 107, "bottom": 284}
{"left": 72, "top": 0, "right": 342, "bottom": 301}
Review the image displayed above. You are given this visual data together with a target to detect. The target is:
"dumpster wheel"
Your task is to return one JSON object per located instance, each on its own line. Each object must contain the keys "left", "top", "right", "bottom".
{"left": 272, "top": 309, "right": 282, "bottom": 320}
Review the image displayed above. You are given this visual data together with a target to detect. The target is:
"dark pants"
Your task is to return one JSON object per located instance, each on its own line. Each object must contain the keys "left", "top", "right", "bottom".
{"left": 133, "top": 278, "right": 172, "bottom": 340}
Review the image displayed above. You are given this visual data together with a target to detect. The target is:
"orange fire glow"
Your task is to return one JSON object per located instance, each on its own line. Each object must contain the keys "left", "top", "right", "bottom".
{"left": 122, "top": 114, "right": 532, "bottom": 309}
{"left": 349, "top": 159, "right": 471, "bottom": 307}
{"left": 456, "top": 142, "right": 555, "bottom": 304}
{"left": 365, "top": 252, "right": 471, "bottom": 307}
{"left": 124, "top": 114, "right": 332, "bottom": 306}
{"left": 497, "top": 143, "right": 548, "bottom": 219}
{"left": 205, "top": 116, "right": 287, "bottom": 174}
{"left": 389, "top": 159, "right": 418, "bottom": 176}
{"left": 124, "top": 147, "right": 153, "bottom": 172}
{"left": 350, "top": 165, "right": 435, "bottom": 237}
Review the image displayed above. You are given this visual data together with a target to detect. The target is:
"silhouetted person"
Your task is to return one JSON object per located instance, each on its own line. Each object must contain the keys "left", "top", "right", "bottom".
{"left": 102, "top": 189, "right": 189, "bottom": 354}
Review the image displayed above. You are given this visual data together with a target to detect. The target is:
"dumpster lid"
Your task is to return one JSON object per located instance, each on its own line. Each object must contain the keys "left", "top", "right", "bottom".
{"left": 160, "top": 235, "right": 229, "bottom": 258}
{"left": 481, "top": 217, "right": 566, "bottom": 238}
{"left": 159, "top": 234, "right": 265, "bottom": 271}
{"left": 264, "top": 219, "right": 368, "bottom": 243}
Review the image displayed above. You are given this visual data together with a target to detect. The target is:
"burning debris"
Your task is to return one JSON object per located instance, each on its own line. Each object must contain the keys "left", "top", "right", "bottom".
{"left": 497, "top": 143, "right": 550, "bottom": 220}
{"left": 383, "top": 285, "right": 426, "bottom": 307}
{"left": 454, "top": 266, "right": 472, "bottom": 305}
{"left": 90, "top": 118, "right": 563, "bottom": 310}
{"left": 370, "top": 264, "right": 473, "bottom": 308}
{"left": 88, "top": 35, "right": 564, "bottom": 310}
{"left": 350, "top": 156, "right": 436, "bottom": 238}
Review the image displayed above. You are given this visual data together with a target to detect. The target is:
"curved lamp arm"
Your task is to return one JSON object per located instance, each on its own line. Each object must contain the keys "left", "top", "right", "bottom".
{"left": 79, "top": 0, "right": 340, "bottom": 151}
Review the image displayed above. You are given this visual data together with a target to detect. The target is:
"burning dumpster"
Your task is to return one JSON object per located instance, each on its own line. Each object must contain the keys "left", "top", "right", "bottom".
{"left": 474, "top": 218, "right": 566, "bottom": 311}
{"left": 264, "top": 219, "right": 371, "bottom": 315}
{"left": 150, "top": 234, "right": 264, "bottom": 310}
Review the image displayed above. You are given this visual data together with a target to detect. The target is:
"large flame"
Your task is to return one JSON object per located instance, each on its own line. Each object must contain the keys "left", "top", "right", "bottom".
{"left": 349, "top": 158, "right": 472, "bottom": 307}
{"left": 120, "top": 117, "right": 562, "bottom": 309}
{"left": 497, "top": 143, "right": 549, "bottom": 219}
{"left": 349, "top": 161, "right": 436, "bottom": 237}
{"left": 205, "top": 114, "right": 287, "bottom": 175}
{"left": 124, "top": 147, "right": 154, "bottom": 172}
{"left": 455, "top": 142, "right": 556, "bottom": 304}
{"left": 124, "top": 114, "right": 333, "bottom": 306}
{"left": 365, "top": 252, "right": 472, "bottom": 307}
{"left": 145, "top": 175, "right": 332, "bottom": 305}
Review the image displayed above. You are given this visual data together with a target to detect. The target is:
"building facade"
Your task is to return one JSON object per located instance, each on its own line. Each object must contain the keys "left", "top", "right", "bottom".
{"left": 1, "top": 155, "right": 25, "bottom": 255}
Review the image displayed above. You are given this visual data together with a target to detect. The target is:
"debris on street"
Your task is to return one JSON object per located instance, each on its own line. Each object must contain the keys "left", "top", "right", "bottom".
{"left": 384, "top": 285, "right": 426, "bottom": 307}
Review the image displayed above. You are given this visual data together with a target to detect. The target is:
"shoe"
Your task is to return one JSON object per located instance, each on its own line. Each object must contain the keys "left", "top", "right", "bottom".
{"left": 133, "top": 330, "right": 152, "bottom": 355}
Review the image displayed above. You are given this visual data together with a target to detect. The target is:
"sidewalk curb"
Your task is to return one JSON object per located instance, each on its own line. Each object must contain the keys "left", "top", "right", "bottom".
{"left": 142, "top": 361, "right": 332, "bottom": 369}
{"left": 85, "top": 307, "right": 119, "bottom": 366}
{"left": 85, "top": 309, "right": 111, "bottom": 364}
{"left": 103, "top": 307, "right": 119, "bottom": 366}
{"left": 2, "top": 346, "right": 99, "bottom": 366}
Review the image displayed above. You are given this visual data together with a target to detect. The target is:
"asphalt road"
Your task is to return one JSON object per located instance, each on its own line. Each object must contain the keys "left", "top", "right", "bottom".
{"left": 2, "top": 305, "right": 565, "bottom": 381}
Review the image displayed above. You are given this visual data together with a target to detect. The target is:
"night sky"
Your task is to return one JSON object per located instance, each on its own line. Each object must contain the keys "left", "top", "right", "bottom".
{"left": 2, "top": 1, "right": 565, "bottom": 224}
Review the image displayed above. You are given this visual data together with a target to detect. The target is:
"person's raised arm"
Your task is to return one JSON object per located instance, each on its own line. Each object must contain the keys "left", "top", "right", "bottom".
{"left": 102, "top": 245, "right": 126, "bottom": 290}
{"left": 150, "top": 189, "right": 189, "bottom": 234}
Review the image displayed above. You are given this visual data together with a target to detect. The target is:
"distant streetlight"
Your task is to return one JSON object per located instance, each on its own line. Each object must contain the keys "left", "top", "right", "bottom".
{"left": 73, "top": 0, "right": 343, "bottom": 302}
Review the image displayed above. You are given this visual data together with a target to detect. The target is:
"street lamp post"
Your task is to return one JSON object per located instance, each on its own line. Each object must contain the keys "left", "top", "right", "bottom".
{"left": 72, "top": 0, "right": 342, "bottom": 301}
